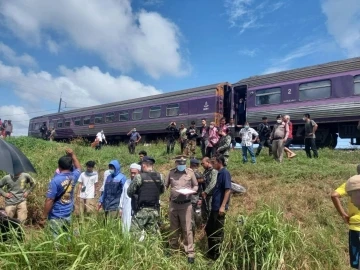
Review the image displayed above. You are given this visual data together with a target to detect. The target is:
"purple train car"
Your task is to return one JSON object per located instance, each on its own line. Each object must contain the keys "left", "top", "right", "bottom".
{"left": 28, "top": 83, "right": 233, "bottom": 142}
{"left": 232, "top": 57, "right": 360, "bottom": 147}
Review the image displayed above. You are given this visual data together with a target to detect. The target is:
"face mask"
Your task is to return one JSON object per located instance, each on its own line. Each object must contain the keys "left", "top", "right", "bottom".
{"left": 244, "top": 125, "right": 249, "bottom": 129}
{"left": 177, "top": 165, "right": 186, "bottom": 171}
{"left": 109, "top": 169, "right": 115, "bottom": 175}
{"left": 210, "top": 125, "right": 214, "bottom": 129}
{"left": 277, "top": 119, "right": 282, "bottom": 124}
{"left": 302, "top": 117, "right": 306, "bottom": 121}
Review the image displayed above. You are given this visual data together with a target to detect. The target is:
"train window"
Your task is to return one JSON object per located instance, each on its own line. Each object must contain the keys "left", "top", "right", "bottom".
{"left": 57, "top": 120, "right": 63, "bottom": 128}
{"left": 94, "top": 116, "right": 103, "bottom": 124}
{"left": 106, "top": 113, "right": 115, "bottom": 123}
{"left": 166, "top": 104, "right": 179, "bottom": 116}
{"left": 119, "top": 111, "right": 129, "bottom": 122}
{"left": 74, "top": 118, "right": 81, "bottom": 126}
{"left": 299, "top": 80, "right": 331, "bottom": 101}
{"left": 132, "top": 109, "right": 143, "bottom": 120}
{"left": 64, "top": 120, "right": 71, "bottom": 127}
{"left": 255, "top": 88, "right": 281, "bottom": 106}
{"left": 354, "top": 75, "right": 360, "bottom": 95}
{"left": 83, "top": 117, "right": 91, "bottom": 125}
{"left": 34, "top": 123, "right": 39, "bottom": 130}
{"left": 149, "top": 105, "right": 161, "bottom": 118}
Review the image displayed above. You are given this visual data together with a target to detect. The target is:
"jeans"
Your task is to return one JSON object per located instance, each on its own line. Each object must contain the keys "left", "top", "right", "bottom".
{"left": 304, "top": 138, "right": 318, "bottom": 158}
{"left": 242, "top": 145, "right": 256, "bottom": 163}
{"left": 200, "top": 139, "right": 207, "bottom": 157}
{"left": 205, "top": 211, "right": 225, "bottom": 260}
{"left": 166, "top": 139, "right": 176, "bottom": 154}
{"left": 128, "top": 141, "right": 136, "bottom": 154}
{"left": 256, "top": 138, "right": 272, "bottom": 156}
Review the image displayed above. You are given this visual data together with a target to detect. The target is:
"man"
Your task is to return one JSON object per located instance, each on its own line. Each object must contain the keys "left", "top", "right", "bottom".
{"left": 119, "top": 163, "right": 141, "bottom": 233}
{"left": 189, "top": 159, "right": 204, "bottom": 233}
{"left": 270, "top": 115, "right": 289, "bottom": 163}
{"left": 205, "top": 155, "right": 232, "bottom": 260}
{"left": 227, "top": 118, "right": 237, "bottom": 151}
{"left": 331, "top": 165, "right": 360, "bottom": 269}
{"left": 39, "top": 122, "right": 48, "bottom": 140}
{"left": 283, "top": 115, "right": 296, "bottom": 159}
{"left": 0, "top": 172, "right": 36, "bottom": 223}
{"left": 357, "top": 120, "right": 360, "bottom": 131}
{"left": 127, "top": 128, "right": 141, "bottom": 154}
{"left": 98, "top": 160, "right": 127, "bottom": 220}
{"left": 166, "top": 122, "right": 179, "bottom": 154}
{"left": 184, "top": 121, "right": 198, "bottom": 158}
{"left": 78, "top": 161, "right": 98, "bottom": 216}
{"left": 166, "top": 155, "right": 198, "bottom": 264}
{"left": 237, "top": 98, "right": 246, "bottom": 125}
{"left": 40, "top": 149, "right": 81, "bottom": 236}
{"left": 256, "top": 117, "right": 272, "bottom": 156}
{"left": 216, "top": 127, "right": 231, "bottom": 166}
{"left": 303, "top": 113, "right": 318, "bottom": 158}
{"left": 200, "top": 119, "right": 209, "bottom": 157}
{"left": 128, "top": 157, "right": 165, "bottom": 237}
{"left": 49, "top": 128, "right": 56, "bottom": 142}
{"left": 5, "top": 120, "right": 12, "bottom": 137}
{"left": 179, "top": 123, "right": 188, "bottom": 154}
{"left": 95, "top": 130, "right": 107, "bottom": 150}
{"left": 239, "top": 122, "right": 258, "bottom": 164}
{"left": 201, "top": 157, "right": 218, "bottom": 226}
{"left": 138, "top": 150, "right": 147, "bottom": 165}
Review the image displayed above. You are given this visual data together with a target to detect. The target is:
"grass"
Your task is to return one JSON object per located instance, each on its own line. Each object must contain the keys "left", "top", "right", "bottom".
{"left": 0, "top": 136, "right": 359, "bottom": 269}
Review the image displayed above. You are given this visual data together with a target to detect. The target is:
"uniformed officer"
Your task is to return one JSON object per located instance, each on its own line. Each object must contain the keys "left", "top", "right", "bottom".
{"left": 189, "top": 158, "right": 204, "bottom": 234}
{"left": 165, "top": 155, "right": 198, "bottom": 264}
{"left": 127, "top": 156, "right": 165, "bottom": 240}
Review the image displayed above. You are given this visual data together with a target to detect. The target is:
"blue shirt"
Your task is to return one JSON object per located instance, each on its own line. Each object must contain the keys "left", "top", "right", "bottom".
{"left": 211, "top": 168, "right": 232, "bottom": 211}
{"left": 46, "top": 169, "right": 81, "bottom": 219}
{"left": 129, "top": 132, "right": 140, "bottom": 142}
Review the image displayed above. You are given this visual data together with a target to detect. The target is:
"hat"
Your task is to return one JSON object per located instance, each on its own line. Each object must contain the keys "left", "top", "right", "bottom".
{"left": 141, "top": 156, "right": 155, "bottom": 164}
{"left": 174, "top": 155, "right": 187, "bottom": 165}
{"left": 190, "top": 158, "right": 200, "bottom": 165}
{"left": 345, "top": 175, "right": 360, "bottom": 193}
{"left": 130, "top": 163, "right": 141, "bottom": 171}
{"left": 276, "top": 114, "right": 282, "bottom": 119}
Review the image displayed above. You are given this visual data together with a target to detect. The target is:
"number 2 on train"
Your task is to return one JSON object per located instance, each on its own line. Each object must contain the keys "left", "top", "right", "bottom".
{"left": 288, "top": 89, "right": 291, "bottom": 94}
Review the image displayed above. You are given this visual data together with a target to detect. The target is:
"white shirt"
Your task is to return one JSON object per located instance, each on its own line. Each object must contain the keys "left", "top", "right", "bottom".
{"left": 239, "top": 128, "right": 258, "bottom": 146}
{"left": 96, "top": 132, "right": 106, "bottom": 142}
{"left": 78, "top": 172, "right": 99, "bottom": 199}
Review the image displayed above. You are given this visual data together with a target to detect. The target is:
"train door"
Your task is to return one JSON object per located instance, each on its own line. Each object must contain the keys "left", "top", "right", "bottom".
{"left": 233, "top": 84, "right": 247, "bottom": 125}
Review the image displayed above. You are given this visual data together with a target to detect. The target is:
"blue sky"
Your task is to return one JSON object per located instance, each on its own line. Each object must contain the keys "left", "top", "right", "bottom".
{"left": 0, "top": 0, "right": 360, "bottom": 137}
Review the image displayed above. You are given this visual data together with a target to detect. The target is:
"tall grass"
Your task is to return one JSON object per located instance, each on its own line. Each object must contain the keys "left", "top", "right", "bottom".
{"left": 0, "top": 137, "right": 359, "bottom": 269}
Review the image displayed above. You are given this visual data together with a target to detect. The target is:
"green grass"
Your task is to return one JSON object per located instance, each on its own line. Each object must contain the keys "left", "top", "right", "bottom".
{"left": 0, "top": 136, "right": 359, "bottom": 269}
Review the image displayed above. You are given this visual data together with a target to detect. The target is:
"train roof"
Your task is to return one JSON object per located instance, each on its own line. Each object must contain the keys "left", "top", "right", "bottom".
{"left": 30, "top": 82, "right": 228, "bottom": 121}
{"left": 235, "top": 57, "right": 360, "bottom": 88}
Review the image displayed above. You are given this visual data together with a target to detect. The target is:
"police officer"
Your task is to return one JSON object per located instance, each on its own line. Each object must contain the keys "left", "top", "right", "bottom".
{"left": 127, "top": 156, "right": 165, "bottom": 239}
{"left": 189, "top": 158, "right": 204, "bottom": 235}
{"left": 165, "top": 155, "right": 198, "bottom": 264}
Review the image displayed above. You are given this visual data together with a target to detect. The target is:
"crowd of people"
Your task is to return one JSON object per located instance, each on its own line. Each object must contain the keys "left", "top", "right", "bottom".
{"left": 0, "top": 148, "right": 233, "bottom": 263}
{"left": 0, "top": 119, "right": 13, "bottom": 138}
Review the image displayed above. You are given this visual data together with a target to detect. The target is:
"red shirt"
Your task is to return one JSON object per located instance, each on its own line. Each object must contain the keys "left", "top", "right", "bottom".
{"left": 288, "top": 121, "right": 293, "bottom": 139}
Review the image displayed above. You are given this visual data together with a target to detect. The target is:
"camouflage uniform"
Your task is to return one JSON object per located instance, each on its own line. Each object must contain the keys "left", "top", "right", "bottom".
{"left": 191, "top": 169, "right": 203, "bottom": 234}
{"left": 202, "top": 167, "right": 218, "bottom": 224}
{"left": 216, "top": 134, "right": 231, "bottom": 166}
{"left": 127, "top": 172, "right": 165, "bottom": 236}
{"left": 184, "top": 126, "right": 198, "bottom": 158}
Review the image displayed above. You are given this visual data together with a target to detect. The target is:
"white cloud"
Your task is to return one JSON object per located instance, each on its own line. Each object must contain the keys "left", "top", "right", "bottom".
{"left": 224, "top": 0, "right": 284, "bottom": 33}
{"left": 238, "top": 48, "right": 258, "bottom": 57}
{"left": 0, "top": 0, "right": 188, "bottom": 78}
{"left": 0, "top": 61, "right": 162, "bottom": 110}
{"left": 321, "top": 0, "right": 360, "bottom": 57}
{"left": 0, "top": 42, "right": 37, "bottom": 67}
{"left": 46, "top": 39, "right": 60, "bottom": 54}
{"left": 0, "top": 105, "right": 30, "bottom": 136}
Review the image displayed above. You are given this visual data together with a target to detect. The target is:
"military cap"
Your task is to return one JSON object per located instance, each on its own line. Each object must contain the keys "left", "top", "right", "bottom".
{"left": 190, "top": 158, "right": 200, "bottom": 165}
{"left": 141, "top": 156, "right": 156, "bottom": 164}
{"left": 173, "top": 155, "right": 187, "bottom": 165}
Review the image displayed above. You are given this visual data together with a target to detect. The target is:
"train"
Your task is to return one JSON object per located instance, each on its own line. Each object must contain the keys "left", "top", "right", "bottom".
{"left": 29, "top": 57, "right": 360, "bottom": 148}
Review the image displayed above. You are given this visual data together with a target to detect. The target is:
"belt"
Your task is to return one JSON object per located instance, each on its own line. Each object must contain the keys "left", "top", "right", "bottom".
{"left": 273, "top": 137, "right": 283, "bottom": 140}
{"left": 172, "top": 200, "right": 191, "bottom": 205}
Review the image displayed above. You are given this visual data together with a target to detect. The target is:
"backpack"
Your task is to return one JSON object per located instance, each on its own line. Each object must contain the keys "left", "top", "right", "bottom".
{"left": 231, "top": 182, "right": 247, "bottom": 194}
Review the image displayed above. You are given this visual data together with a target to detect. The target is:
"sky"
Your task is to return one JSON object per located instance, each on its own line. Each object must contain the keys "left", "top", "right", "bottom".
{"left": 0, "top": 0, "right": 360, "bottom": 142}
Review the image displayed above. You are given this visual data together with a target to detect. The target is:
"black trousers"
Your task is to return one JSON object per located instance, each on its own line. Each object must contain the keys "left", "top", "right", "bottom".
{"left": 205, "top": 211, "right": 225, "bottom": 260}
{"left": 95, "top": 141, "right": 103, "bottom": 150}
{"left": 256, "top": 138, "right": 272, "bottom": 155}
{"left": 128, "top": 141, "right": 136, "bottom": 154}
{"left": 304, "top": 138, "right": 318, "bottom": 158}
{"left": 166, "top": 139, "right": 176, "bottom": 154}
{"left": 206, "top": 146, "right": 216, "bottom": 158}
{"left": 200, "top": 140, "right": 207, "bottom": 157}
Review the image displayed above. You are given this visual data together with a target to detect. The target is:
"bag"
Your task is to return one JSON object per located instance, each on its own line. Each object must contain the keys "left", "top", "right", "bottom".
{"left": 54, "top": 178, "right": 73, "bottom": 202}
{"left": 81, "top": 186, "right": 86, "bottom": 193}
{"left": 231, "top": 182, "right": 246, "bottom": 194}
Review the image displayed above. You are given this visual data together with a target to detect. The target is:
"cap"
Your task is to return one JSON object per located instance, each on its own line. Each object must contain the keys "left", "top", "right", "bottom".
{"left": 346, "top": 175, "right": 360, "bottom": 192}
{"left": 190, "top": 158, "right": 200, "bottom": 165}
{"left": 276, "top": 114, "right": 282, "bottom": 119}
{"left": 141, "top": 156, "right": 156, "bottom": 164}
{"left": 174, "top": 155, "right": 187, "bottom": 165}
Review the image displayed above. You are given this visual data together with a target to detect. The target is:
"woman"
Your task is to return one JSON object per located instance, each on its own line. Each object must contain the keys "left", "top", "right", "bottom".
{"left": 206, "top": 122, "right": 219, "bottom": 158}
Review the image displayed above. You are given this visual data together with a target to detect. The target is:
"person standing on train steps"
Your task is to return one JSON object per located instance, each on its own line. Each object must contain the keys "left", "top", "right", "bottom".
{"left": 39, "top": 122, "right": 48, "bottom": 140}
{"left": 166, "top": 122, "right": 179, "bottom": 155}
{"left": 283, "top": 115, "right": 296, "bottom": 159}
{"left": 357, "top": 120, "right": 360, "bottom": 131}
{"left": 303, "top": 114, "right": 319, "bottom": 158}
{"left": 270, "top": 115, "right": 289, "bottom": 163}
{"left": 237, "top": 98, "right": 246, "bottom": 125}
{"left": 184, "top": 121, "right": 198, "bottom": 158}
{"left": 200, "top": 119, "right": 209, "bottom": 157}
{"left": 166, "top": 155, "right": 198, "bottom": 264}
{"left": 227, "top": 118, "right": 237, "bottom": 151}
{"left": 127, "top": 128, "right": 141, "bottom": 154}
{"left": 95, "top": 130, "right": 107, "bottom": 150}
{"left": 179, "top": 124, "right": 188, "bottom": 154}
{"left": 256, "top": 117, "right": 272, "bottom": 156}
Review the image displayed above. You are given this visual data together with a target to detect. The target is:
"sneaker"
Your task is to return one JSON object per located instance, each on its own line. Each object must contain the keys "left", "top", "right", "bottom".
{"left": 188, "top": 257, "right": 195, "bottom": 264}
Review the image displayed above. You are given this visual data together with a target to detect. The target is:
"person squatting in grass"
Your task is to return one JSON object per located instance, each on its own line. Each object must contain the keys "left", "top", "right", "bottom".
{"left": 77, "top": 161, "right": 98, "bottom": 216}
{"left": 40, "top": 148, "right": 81, "bottom": 237}
{"left": 331, "top": 164, "right": 360, "bottom": 269}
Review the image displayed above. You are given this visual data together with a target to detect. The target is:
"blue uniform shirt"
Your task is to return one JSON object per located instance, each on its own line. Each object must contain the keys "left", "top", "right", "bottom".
{"left": 211, "top": 168, "right": 232, "bottom": 211}
{"left": 46, "top": 169, "right": 81, "bottom": 219}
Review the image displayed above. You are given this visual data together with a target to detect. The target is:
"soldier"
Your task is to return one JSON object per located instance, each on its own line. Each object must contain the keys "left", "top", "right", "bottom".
{"left": 127, "top": 156, "right": 165, "bottom": 239}
{"left": 189, "top": 159, "right": 204, "bottom": 235}
{"left": 166, "top": 122, "right": 179, "bottom": 154}
{"left": 256, "top": 117, "right": 272, "bottom": 156}
{"left": 166, "top": 155, "right": 198, "bottom": 264}
{"left": 216, "top": 127, "right": 231, "bottom": 166}
{"left": 184, "top": 121, "right": 198, "bottom": 158}
{"left": 201, "top": 157, "right": 218, "bottom": 226}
